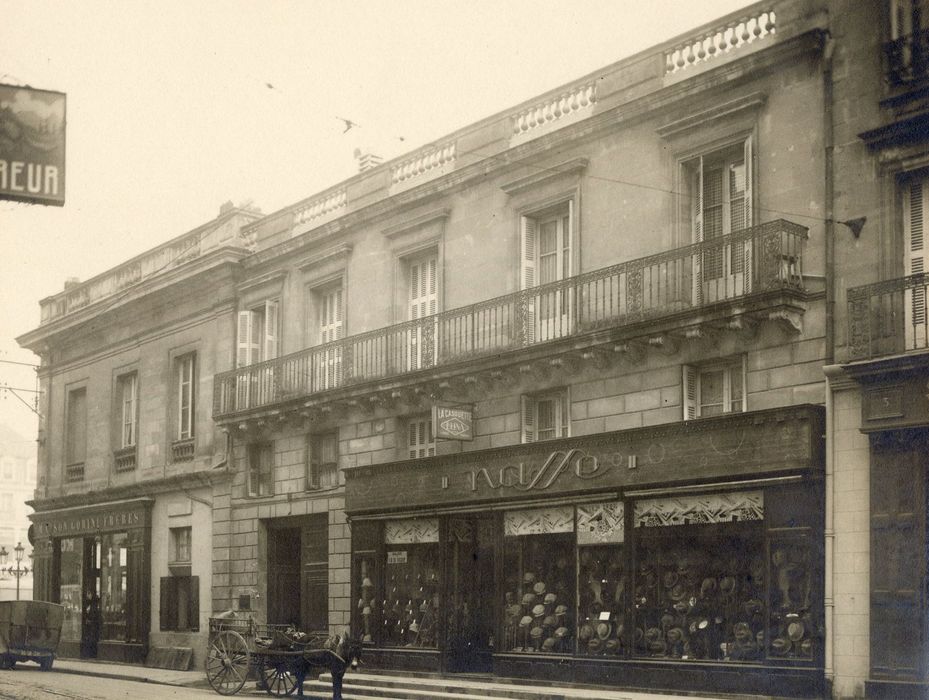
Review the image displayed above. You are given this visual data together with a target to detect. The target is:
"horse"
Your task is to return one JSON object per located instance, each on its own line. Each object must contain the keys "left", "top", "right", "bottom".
{"left": 292, "top": 631, "right": 362, "bottom": 700}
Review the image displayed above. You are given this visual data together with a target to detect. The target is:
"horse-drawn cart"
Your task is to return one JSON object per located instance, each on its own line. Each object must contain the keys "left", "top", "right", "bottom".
{"left": 0, "top": 600, "right": 65, "bottom": 670}
{"left": 205, "top": 615, "right": 339, "bottom": 697}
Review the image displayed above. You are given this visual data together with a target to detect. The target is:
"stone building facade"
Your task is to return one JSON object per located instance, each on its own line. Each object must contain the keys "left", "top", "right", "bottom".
{"left": 17, "top": 204, "right": 259, "bottom": 665}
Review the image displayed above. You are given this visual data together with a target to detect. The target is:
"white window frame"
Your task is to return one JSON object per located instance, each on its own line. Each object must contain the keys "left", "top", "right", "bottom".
{"left": 903, "top": 175, "right": 929, "bottom": 347}
{"left": 171, "top": 527, "right": 192, "bottom": 564}
{"left": 118, "top": 373, "right": 138, "bottom": 448}
{"left": 406, "top": 253, "right": 438, "bottom": 371}
{"left": 521, "top": 389, "right": 570, "bottom": 443}
{"left": 236, "top": 299, "right": 280, "bottom": 367}
{"left": 247, "top": 442, "right": 274, "bottom": 497}
{"left": 307, "top": 431, "right": 339, "bottom": 490}
{"left": 314, "top": 284, "right": 344, "bottom": 390}
{"left": 176, "top": 353, "right": 196, "bottom": 441}
{"left": 407, "top": 416, "right": 435, "bottom": 459}
{"left": 682, "top": 357, "right": 747, "bottom": 420}
{"left": 520, "top": 200, "right": 574, "bottom": 343}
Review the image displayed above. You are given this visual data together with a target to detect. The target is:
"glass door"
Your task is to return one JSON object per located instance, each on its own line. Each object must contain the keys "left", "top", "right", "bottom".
{"left": 445, "top": 517, "right": 495, "bottom": 673}
{"left": 80, "top": 537, "right": 101, "bottom": 658}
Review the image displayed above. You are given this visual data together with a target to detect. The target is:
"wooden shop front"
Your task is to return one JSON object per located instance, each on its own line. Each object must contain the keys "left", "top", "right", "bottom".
{"left": 29, "top": 498, "right": 153, "bottom": 663}
{"left": 345, "top": 405, "right": 826, "bottom": 698}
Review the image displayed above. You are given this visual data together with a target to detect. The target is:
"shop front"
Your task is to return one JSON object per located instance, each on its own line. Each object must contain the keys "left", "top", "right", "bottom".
{"left": 345, "top": 405, "right": 825, "bottom": 698}
{"left": 29, "top": 499, "right": 152, "bottom": 663}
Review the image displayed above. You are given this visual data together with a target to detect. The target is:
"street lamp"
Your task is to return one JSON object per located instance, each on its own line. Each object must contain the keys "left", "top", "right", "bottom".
{"left": 0, "top": 543, "right": 31, "bottom": 601}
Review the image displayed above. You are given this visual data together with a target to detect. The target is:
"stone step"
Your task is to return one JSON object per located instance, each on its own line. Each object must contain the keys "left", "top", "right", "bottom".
{"left": 309, "top": 671, "right": 745, "bottom": 700}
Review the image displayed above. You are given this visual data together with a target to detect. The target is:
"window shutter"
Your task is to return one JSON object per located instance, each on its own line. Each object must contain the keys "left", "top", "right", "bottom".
{"left": 160, "top": 577, "right": 175, "bottom": 631}
{"left": 742, "top": 136, "right": 754, "bottom": 292}
{"left": 264, "top": 299, "right": 280, "bottom": 360}
{"left": 521, "top": 395, "right": 536, "bottom": 443}
{"left": 306, "top": 435, "right": 319, "bottom": 489}
{"left": 236, "top": 310, "right": 253, "bottom": 368}
{"left": 692, "top": 162, "right": 704, "bottom": 306}
{"left": 188, "top": 576, "right": 200, "bottom": 632}
{"left": 520, "top": 216, "right": 538, "bottom": 290}
{"left": 566, "top": 199, "right": 575, "bottom": 277}
{"left": 682, "top": 365, "right": 698, "bottom": 421}
{"left": 907, "top": 179, "right": 927, "bottom": 327}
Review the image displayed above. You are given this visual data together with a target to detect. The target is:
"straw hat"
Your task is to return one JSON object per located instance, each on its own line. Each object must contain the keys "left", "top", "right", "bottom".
{"left": 604, "top": 638, "right": 620, "bottom": 654}
{"left": 596, "top": 622, "right": 612, "bottom": 640}
{"left": 541, "top": 637, "right": 556, "bottom": 651}
{"left": 523, "top": 572, "right": 536, "bottom": 585}
{"left": 787, "top": 621, "right": 805, "bottom": 642}
{"left": 771, "top": 637, "right": 791, "bottom": 655}
{"left": 578, "top": 624, "right": 594, "bottom": 642}
{"left": 521, "top": 593, "right": 537, "bottom": 607}
{"left": 543, "top": 615, "right": 557, "bottom": 629}
{"left": 530, "top": 626, "right": 544, "bottom": 639}
{"left": 533, "top": 581, "right": 546, "bottom": 596}
{"left": 587, "top": 638, "right": 603, "bottom": 652}
{"left": 555, "top": 605, "right": 568, "bottom": 616}
{"left": 543, "top": 593, "right": 557, "bottom": 605}
{"left": 519, "top": 615, "right": 533, "bottom": 628}
{"left": 554, "top": 626, "right": 569, "bottom": 639}
{"left": 532, "top": 604, "right": 545, "bottom": 618}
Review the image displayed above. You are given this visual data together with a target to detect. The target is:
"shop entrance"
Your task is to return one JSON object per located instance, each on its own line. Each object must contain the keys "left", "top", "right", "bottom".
{"left": 444, "top": 516, "right": 495, "bottom": 673}
{"left": 267, "top": 515, "right": 328, "bottom": 632}
{"left": 80, "top": 538, "right": 100, "bottom": 658}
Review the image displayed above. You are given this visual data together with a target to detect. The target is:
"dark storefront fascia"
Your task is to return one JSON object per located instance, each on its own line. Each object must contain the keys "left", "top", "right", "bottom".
{"left": 30, "top": 498, "right": 153, "bottom": 664}
{"left": 345, "top": 405, "right": 826, "bottom": 698}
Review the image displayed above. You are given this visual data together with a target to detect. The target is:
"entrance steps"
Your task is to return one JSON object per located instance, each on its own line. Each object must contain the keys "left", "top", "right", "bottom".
{"left": 307, "top": 671, "right": 746, "bottom": 700}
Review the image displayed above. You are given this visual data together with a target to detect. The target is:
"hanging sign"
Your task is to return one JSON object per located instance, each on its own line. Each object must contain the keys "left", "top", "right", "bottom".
{"left": 432, "top": 403, "right": 473, "bottom": 441}
{"left": 0, "top": 84, "right": 66, "bottom": 206}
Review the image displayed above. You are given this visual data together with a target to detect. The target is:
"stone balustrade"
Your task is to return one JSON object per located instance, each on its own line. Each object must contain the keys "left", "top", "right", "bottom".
{"left": 293, "top": 189, "right": 348, "bottom": 226}
{"left": 664, "top": 9, "right": 776, "bottom": 75}
{"left": 391, "top": 143, "right": 457, "bottom": 186}
{"left": 512, "top": 83, "right": 598, "bottom": 139}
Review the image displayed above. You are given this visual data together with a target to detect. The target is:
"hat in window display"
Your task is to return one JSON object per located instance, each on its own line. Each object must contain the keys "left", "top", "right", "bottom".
{"left": 662, "top": 571, "right": 679, "bottom": 589}
{"left": 554, "top": 604, "right": 568, "bottom": 617}
{"left": 542, "top": 615, "right": 557, "bottom": 629}
{"left": 587, "top": 638, "right": 603, "bottom": 653}
{"left": 700, "top": 577, "right": 717, "bottom": 597}
{"left": 669, "top": 583, "right": 687, "bottom": 601}
{"left": 733, "top": 622, "right": 753, "bottom": 642}
{"left": 507, "top": 603, "right": 523, "bottom": 619}
{"left": 532, "top": 581, "right": 546, "bottom": 596}
{"left": 787, "top": 620, "right": 805, "bottom": 642}
{"left": 667, "top": 627, "right": 684, "bottom": 644}
{"left": 604, "top": 638, "right": 620, "bottom": 654}
{"left": 519, "top": 615, "right": 533, "bottom": 628}
{"left": 771, "top": 637, "right": 791, "bottom": 655}
{"left": 523, "top": 572, "right": 536, "bottom": 585}
{"left": 543, "top": 592, "right": 557, "bottom": 605}
{"left": 521, "top": 592, "right": 537, "bottom": 607}
{"left": 362, "top": 606, "right": 371, "bottom": 615}
{"left": 578, "top": 624, "right": 594, "bottom": 642}
{"left": 419, "top": 602, "right": 428, "bottom": 613}
{"left": 541, "top": 637, "right": 557, "bottom": 652}
{"left": 530, "top": 626, "right": 544, "bottom": 640}
{"left": 362, "top": 577, "right": 374, "bottom": 589}
{"left": 554, "top": 626, "right": 569, "bottom": 639}
{"left": 800, "top": 638, "right": 813, "bottom": 656}
{"left": 532, "top": 604, "right": 545, "bottom": 618}
{"left": 596, "top": 622, "right": 612, "bottom": 640}
{"left": 719, "top": 576, "right": 737, "bottom": 595}
{"left": 409, "top": 620, "right": 420, "bottom": 633}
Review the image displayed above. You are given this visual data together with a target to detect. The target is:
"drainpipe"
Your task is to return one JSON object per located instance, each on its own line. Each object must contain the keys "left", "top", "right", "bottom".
{"left": 822, "top": 29, "right": 837, "bottom": 694}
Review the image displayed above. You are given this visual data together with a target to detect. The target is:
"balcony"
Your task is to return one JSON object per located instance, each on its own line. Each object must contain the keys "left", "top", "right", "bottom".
{"left": 214, "top": 220, "right": 808, "bottom": 419}
{"left": 885, "top": 29, "right": 929, "bottom": 86}
{"left": 847, "top": 273, "right": 929, "bottom": 360}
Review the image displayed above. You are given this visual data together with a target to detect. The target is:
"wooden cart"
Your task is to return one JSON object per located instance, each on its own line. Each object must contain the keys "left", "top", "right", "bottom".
{"left": 0, "top": 600, "right": 65, "bottom": 671}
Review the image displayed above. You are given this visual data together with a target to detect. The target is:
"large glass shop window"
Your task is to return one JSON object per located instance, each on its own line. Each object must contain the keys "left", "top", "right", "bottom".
{"left": 99, "top": 533, "right": 128, "bottom": 641}
{"left": 577, "top": 502, "right": 626, "bottom": 657}
{"left": 381, "top": 519, "right": 440, "bottom": 648}
{"left": 501, "top": 506, "right": 576, "bottom": 654}
{"left": 633, "top": 491, "right": 765, "bottom": 663}
{"left": 59, "top": 538, "right": 83, "bottom": 644}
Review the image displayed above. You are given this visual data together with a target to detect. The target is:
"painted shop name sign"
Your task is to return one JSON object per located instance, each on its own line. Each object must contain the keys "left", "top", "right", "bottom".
{"left": 452, "top": 448, "right": 613, "bottom": 492}
{"left": 0, "top": 84, "right": 66, "bottom": 206}
{"left": 40, "top": 510, "right": 142, "bottom": 537}
{"left": 432, "top": 404, "right": 473, "bottom": 441}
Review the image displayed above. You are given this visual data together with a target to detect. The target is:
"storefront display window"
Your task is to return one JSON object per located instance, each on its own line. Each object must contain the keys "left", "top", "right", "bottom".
{"left": 501, "top": 506, "right": 575, "bottom": 654}
{"left": 768, "top": 536, "right": 815, "bottom": 660}
{"left": 381, "top": 519, "right": 440, "bottom": 649}
{"left": 99, "top": 533, "right": 128, "bottom": 642}
{"left": 577, "top": 502, "right": 626, "bottom": 657}
{"left": 632, "top": 491, "right": 765, "bottom": 663}
{"left": 59, "top": 538, "right": 83, "bottom": 644}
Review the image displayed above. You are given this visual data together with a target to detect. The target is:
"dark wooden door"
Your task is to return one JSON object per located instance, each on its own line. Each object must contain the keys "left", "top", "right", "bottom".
{"left": 445, "top": 517, "right": 495, "bottom": 673}
{"left": 301, "top": 517, "right": 328, "bottom": 633}
{"left": 268, "top": 527, "right": 301, "bottom": 626}
{"left": 80, "top": 538, "right": 100, "bottom": 658}
{"left": 870, "top": 429, "right": 928, "bottom": 682}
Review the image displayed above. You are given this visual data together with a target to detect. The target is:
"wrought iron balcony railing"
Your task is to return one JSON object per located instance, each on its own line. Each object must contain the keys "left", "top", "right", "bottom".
{"left": 847, "top": 273, "right": 929, "bottom": 360}
{"left": 885, "top": 29, "right": 929, "bottom": 85}
{"left": 214, "top": 220, "right": 807, "bottom": 417}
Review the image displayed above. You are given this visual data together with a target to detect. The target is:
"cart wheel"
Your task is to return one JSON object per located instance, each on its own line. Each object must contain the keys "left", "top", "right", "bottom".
{"left": 205, "top": 630, "right": 250, "bottom": 695}
{"left": 39, "top": 657, "right": 53, "bottom": 671}
{"left": 258, "top": 655, "right": 298, "bottom": 696}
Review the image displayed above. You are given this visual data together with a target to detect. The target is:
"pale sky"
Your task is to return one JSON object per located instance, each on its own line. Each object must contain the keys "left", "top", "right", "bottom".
{"left": 0, "top": 0, "right": 753, "bottom": 442}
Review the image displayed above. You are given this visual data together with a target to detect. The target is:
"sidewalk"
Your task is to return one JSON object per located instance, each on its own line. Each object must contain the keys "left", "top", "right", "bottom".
{"left": 53, "top": 657, "right": 207, "bottom": 688}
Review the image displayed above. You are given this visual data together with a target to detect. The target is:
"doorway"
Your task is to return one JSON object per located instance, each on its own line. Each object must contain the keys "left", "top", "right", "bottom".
{"left": 445, "top": 516, "right": 495, "bottom": 673}
{"left": 80, "top": 537, "right": 100, "bottom": 658}
{"left": 266, "top": 515, "right": 328, "bottom": 633}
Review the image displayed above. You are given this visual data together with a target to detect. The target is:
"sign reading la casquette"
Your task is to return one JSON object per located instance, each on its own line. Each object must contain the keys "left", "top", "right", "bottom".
{"left": 0, "top": 84, "right": 66, "bottom": 206}
{"left": 432, "top": 403, "right": 473, "bottom": 441}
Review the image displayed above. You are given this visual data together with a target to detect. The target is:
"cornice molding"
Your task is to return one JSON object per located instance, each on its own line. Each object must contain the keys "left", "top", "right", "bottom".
{"left": 656, "top": 92, "right": 767, "bottom": 138}
{"left": 297, "top": 243, "right": 353, "bottom": 273}
{"left": 382, "top": 208, "right": 450, "bottom": 239}
{"left": 500, "top": 158, "right": 589, "bottom": 196}
{"left": 237, "top": 269, "right": 287, "bottom": 294}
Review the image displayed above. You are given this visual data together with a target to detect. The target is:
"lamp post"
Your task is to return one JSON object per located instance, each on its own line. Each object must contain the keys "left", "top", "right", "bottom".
{"left": 0, "top": 543, "right": 31, "bottom": 601}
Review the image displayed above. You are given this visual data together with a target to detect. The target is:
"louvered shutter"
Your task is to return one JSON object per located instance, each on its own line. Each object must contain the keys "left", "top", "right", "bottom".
{"left": 264, "top": 299, "right": 280, "bottom": 360}
{"left": 742, "top": 136, "right": 754, "bottom": 292}
{"left": 682, "top": 365, "right": 698, "bottom": 421}
{"left": 521, "top": 395, "right": 536, "bottom": 443}
{"left": 520, "top": 216, "right": 538, "bottom": 344}
{"left": 905, "top": 178, "right": 928, "bottom": 346}
{"left": 188, "top": 576, "right": 200, "bottom": 632}
{"left": 160, "top": 577, "right": 175, "bottom": 631}
{"left": 692, "top": 162, "right": 704, "bottom": 305}
{"left": 236, "top": 310, "right": 253, "bottom": 367}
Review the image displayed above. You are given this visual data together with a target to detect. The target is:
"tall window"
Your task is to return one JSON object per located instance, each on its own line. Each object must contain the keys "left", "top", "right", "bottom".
{"left": 407, "top": 254, "right": 438, "bottom": 371}
{"left": 117, "top": 373, "right": 137, "bottom": 448}
{"left": 176, "top": 354, "right": 196, "bottom": 441}
{"left": 315, "top": 285, "right": 343, "bottom": 390}
{"left": 682, "top": 358, "right": 746, "bottom": 420}
{"left": 520, "top": 201, "right": 574, "bottom": 342}
{"left": 685, "top": 139, "right": 754, "bottom": 301}
{"left": 521, "top": 389, "right": 570, "bottom": 443}
{"left": 407, "top": 416, "right": 435, "bottom": 459}
{"left": 236, "top": 299, "right": 280, "bottom": 367}
{"left": 248, "top": 442, "right": 274, "bottom": 497}
{"left": 171, "top": 527, "right": 192, "bottom": 563}
{"left": 307, "top": 432, "right": 339, "bottom": 490}
{"left": 66, "top": 388, "right": 86, "bottom": 481}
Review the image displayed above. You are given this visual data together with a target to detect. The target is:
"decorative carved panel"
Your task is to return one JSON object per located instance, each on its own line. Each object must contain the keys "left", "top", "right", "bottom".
{"left": 634, "top": 491, "right": 763, "bottom": 528}
{"left": 577, "top": 501, "right": 624, "bottom": 544}
{"left": 384, "top": 518, "right": 439, "bottom": 544}
{"left": 504, "top": 506, "right": 574, "bottom": 537}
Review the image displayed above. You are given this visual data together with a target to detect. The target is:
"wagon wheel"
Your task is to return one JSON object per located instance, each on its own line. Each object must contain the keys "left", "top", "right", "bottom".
{"left": 258, "top": 654, "right": 299, "bottom": 696}
{"left": 205, "top": 630, "right": 250, "bottom": 695}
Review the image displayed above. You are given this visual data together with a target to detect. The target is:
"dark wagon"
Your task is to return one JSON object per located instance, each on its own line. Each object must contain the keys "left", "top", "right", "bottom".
{"left": 0, "top": 601, "right": 65, "bottom": 670}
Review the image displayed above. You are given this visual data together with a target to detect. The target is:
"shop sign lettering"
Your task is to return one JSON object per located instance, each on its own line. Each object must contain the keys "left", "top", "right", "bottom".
{"left": 462, "top": 448, "right": 609, "bottom": 492}
{"left": 433, "top": 404, "right": 473, "bottom": 441}
{"left": 39, "top": 510, "right": 142, "bottom": 537}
